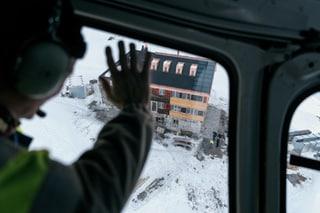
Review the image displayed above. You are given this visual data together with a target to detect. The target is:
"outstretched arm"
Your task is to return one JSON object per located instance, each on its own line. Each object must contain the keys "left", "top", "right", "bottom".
{"left": 74, "top": 41, "right": 152, "bottom": 212}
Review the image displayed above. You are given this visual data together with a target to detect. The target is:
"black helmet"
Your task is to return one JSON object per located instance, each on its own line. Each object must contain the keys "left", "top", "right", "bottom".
{"left": 0, "top": 0, "right": 87, "bottom": 99}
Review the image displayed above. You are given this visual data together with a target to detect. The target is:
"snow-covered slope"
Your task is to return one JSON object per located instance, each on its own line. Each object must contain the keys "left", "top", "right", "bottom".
{"left": 21, "top": 95, "right": 228, "bottom": 212}
{"left": 21, "top": 97, "right": 102, "bottom": 164}
{"left": 123, "top": 139, "right": 228, "bottom": 213}
{"left": 287, "top": 167, "right": 320, "bottom": 213}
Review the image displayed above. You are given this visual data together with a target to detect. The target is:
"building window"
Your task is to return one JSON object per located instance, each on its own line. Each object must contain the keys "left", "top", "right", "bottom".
{"left": 186, "top": 108, "right": 191, "bottom": 114}
{"left": 150, "top": 58, "right": 160, "bottom": 70}
{"left": 156, "top": 117, "right": 164, "bottom": 123}
{"left": 191, "top": 94, "right": 203, "bottom": 102}
{"left": 175, "top": 92, "right": 186, "bottom": 99}
{"left": 181, "top": 107, "right": 187, "bottom": 113}
{"left": 37, "top": 26, "right": 231, "bottom": 213}
{"left": 163, "top": 60, "right": 171, "bottom": 72}
{"left": 286, "top": 92, "right": 320, "bottom": 212}
{"left": 198, "top": 111, "right": 204, "bottom": 116}
{"left": 172, "top": 91, "right": 177, "bottom": 97}
{"left": 151, "top": 101, "right": 157, "bottom": 112}
{"left": 158, "top": 102, "right": 165, "bottom": 109}
{"left": 151, "top": 88, "right": 158, "bottom": 95}
{"left": 176, "top": 62, "right": 184, "bottom": 74}
{"left": 159, "top": 89, "right": 165, "bottom": 96}
{"left": 171, "top": 105, "right": 178, "bottom": 111}
{"left": 165, "top": 90, "right": 172, "bottom": 97}
{"left": 189, "top": 64, "right": 198, "bottom": 76}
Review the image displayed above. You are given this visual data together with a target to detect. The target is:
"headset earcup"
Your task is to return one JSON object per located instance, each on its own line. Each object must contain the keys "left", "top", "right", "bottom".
{"left": 14, "top": 42, "right": 70, "bottom": 99}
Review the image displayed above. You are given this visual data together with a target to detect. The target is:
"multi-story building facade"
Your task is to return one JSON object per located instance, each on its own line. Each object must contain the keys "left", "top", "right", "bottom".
{"left": 148, "top": 51, "right": 215, "bottom": 133}
{"left": 102, "top": 48, "right": 215, "bottom": 134}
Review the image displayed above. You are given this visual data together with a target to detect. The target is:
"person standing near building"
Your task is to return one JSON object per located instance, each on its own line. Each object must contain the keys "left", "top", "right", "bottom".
{"left": 0, "top": 0, "right": 152, "bottom": 212}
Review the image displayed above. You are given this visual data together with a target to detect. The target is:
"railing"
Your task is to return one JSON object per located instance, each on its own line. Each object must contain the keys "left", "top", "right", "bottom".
{"left": 157, "top": 108, "right": 169, "bottom": 114}
{"left": 150, "top": 95, "right": 170, "bottom": 103}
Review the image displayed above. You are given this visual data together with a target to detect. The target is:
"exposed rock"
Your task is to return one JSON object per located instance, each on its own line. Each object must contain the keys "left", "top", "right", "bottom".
{"left": 135, "top": 177, "right": 165, "bottom": 202}
{"left": 287, "top": 173, "right": 307, "bottom": 186}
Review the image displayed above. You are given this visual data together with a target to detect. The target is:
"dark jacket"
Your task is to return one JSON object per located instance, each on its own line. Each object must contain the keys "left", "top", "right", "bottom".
{"left": 0, "top": 104, "right": 153, "bottom": 213}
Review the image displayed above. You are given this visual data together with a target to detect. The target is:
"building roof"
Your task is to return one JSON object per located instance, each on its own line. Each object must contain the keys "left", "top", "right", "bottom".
{"left": 105, "top": 48, "right": 216, "bottom": 94}
{"left": 147, "top": 51, "right": 215, "bottom": 94}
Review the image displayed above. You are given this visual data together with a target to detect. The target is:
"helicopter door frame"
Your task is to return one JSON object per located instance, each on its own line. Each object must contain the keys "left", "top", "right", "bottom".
{"left": 262, "top": 52, "right": 320, "bottom": 213}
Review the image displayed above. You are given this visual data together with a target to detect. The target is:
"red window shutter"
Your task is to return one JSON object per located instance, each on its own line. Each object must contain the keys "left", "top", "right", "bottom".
{"left": 155, "top": 89, "right": 159, "bottom": 95}
{"left": 165, "top": 104, "right": 170, "bottom": 109}
{"left": 152, "top": 88, "right": 158, "bottom": 95}
{"left": 165, "top": 90, "right": 171, "bottom": 98}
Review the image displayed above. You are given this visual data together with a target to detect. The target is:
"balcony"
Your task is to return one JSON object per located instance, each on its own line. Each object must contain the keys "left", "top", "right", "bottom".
{"left": 169, "top": 110, "right": 204, "bottom": 122}
{"left": 151, "top": 94, "right": 170, "bottom": 103}
{"left": 170, "top": 97, "right": 208, "bottom": 111}
{"left": 157, "top": 108, "right": 170, "bottom": 115}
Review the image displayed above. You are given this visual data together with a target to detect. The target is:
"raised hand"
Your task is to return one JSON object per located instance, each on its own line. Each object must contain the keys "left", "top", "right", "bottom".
{"left": 99, "top": 41, "right": 151, "bottom": 109}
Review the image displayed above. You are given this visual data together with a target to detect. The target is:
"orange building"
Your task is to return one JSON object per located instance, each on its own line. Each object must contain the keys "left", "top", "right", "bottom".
{"left": 103, "top": 48, "right": 216, "bottom": 133}
{"left": 148, "top": 51, "right": 215, "bottom": 133}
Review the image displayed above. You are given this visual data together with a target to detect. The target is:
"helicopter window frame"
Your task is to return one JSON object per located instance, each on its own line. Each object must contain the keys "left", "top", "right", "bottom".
{"left": 76, "top": 13, "right": 239, "bottom": 212}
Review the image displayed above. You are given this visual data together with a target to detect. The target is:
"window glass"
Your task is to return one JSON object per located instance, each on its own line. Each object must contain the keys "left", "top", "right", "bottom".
{"left": 158, "top": 102, "right": 165, "bottom": 109}
{"left": 21, "top": 27, "right": 230, "bottom": 213}
{"left": 151, "top": 101, "right": 157, "bottom": 112}
{"left": 191, "top": 94, "right": 203, "bottom": 102}
{"left": 198, "top": 111, "right": 204, "bottom": 116}
{"left": 176, "top": 62, "right": 184, "bottom": 74}
{"left": 190, "top": 64, "right": 198, "bottom": 76}
{"left": 151, "top": 58, "right": 160, "bottom": 70}
{"left": 163, "top": 60, "right": 171, "bottom": 72}
{"left": 287, "top": 93, "right": 320, "bottom": 213}
{"left": 159, "top": 89, "right": 165, "bottom": 96}
{"left": 172, "top": 91, "right": 177, "bottom": 98}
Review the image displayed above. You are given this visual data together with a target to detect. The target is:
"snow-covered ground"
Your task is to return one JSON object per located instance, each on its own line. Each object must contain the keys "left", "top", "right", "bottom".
{"left": 22, "top": 94, "right": 229, "bottom": 212}
{"left": 20, "top": 27, "right": 319, "bottom": 212}
{"left": 21, "top": 97, "right": 101, "bottom": 164}
{"left": 123, "top": 137, "right": 228, "bottom": 213}
{"left": 20, "top": 27, "right": 230, "bottom": 212}
{"left": 287, "top": 167, "right": 320, "bottom": 213}
{"left": 21, "top": 93, "right": 320, "bottom": 212}
{"left": 287, "top": 95, "right": 320, "bottom": 213}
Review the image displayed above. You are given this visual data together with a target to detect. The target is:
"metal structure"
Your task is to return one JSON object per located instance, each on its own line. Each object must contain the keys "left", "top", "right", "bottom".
{"left": 292, "top": 133, "right": 320, "bottom": 154}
